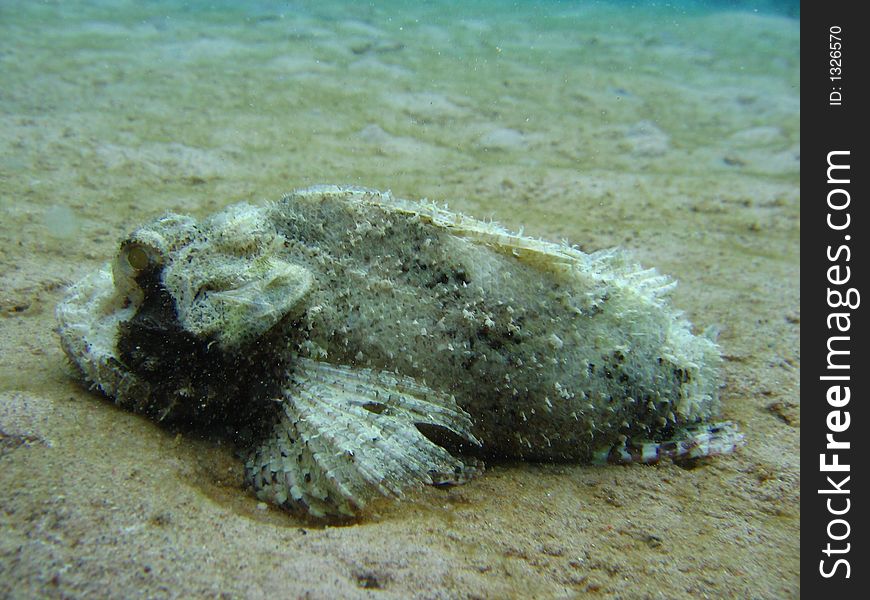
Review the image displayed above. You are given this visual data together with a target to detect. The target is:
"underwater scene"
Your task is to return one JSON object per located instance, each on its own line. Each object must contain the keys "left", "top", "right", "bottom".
{"left": 1, "top": 1, "right": 799, "bottom": 598}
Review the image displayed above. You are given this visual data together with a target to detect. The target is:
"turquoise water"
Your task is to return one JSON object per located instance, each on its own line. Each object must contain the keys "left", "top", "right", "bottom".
{"left": 1, "top": 1, "right": 799, "bottom": 215}
{"left": 1, "top": 2, "right": 799, "bottom": 598}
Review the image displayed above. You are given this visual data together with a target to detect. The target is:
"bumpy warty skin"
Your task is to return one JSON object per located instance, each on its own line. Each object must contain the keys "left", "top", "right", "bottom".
{"left": 267, "top": 188, "right": 721, "bottom": 460}
{"left": 56, "top": 185, "right": 730, "bottom": 518}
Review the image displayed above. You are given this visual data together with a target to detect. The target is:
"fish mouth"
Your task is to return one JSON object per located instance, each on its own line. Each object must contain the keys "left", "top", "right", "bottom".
{"left": 56, "top": 262, "right": 294, "bottom": 434}
{"left": 56, "top": 265, "right": 146, "bottom": 404}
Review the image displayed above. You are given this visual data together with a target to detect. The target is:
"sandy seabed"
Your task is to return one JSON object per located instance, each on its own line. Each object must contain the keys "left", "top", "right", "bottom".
{"left": 1, "top": 2, "right": 799, "bottom": 598}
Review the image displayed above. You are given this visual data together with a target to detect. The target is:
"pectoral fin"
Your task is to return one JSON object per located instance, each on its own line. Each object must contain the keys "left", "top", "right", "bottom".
{"left": 245, "top": 358, "right": 482, "bottom": 518}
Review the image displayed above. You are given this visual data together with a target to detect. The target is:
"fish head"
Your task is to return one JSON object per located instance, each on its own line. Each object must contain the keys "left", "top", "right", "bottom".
{"left": 56, "top": 203, "right": 311, "bottom": 425}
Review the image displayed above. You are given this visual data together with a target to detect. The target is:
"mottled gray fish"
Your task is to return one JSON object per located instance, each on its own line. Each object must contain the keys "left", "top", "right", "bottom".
{"left": 56, "top": 185, "right": 742, "bottom": 518}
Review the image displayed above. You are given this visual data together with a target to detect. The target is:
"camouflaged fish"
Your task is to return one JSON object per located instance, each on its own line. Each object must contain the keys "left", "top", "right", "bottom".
{"left": 56, "top": 185, "right": 742, "bottom": 518}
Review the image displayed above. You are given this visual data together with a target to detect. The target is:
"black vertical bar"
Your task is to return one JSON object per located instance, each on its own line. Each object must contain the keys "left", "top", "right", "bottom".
{"left": 803, "top": 2, "right": 867, "bottom": 596}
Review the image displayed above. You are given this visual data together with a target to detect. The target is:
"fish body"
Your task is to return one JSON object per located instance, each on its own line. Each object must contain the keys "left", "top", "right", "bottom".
{"left": 56, "top": 186, "right": 740, "bottom": 517}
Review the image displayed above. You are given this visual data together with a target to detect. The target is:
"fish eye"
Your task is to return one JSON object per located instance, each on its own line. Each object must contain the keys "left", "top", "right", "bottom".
{"left": 124, "top": 244, "right": 153, "bottom": 271}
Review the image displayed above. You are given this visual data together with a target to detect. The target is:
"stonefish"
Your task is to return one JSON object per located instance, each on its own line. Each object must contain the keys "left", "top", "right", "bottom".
{"left": 56, "top": 185, "right": 741, "bottom": 518}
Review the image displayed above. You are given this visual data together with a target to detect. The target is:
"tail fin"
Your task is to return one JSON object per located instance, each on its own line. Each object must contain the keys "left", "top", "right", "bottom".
{"left": 592, "top": 421, "right": 743, "bottom": 465}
